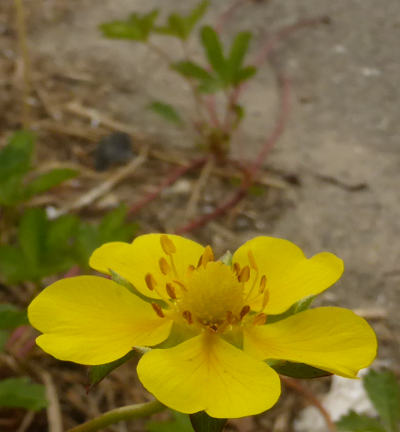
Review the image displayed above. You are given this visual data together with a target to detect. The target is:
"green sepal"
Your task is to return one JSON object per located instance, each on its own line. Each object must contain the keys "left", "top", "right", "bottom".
{"left": 190, "top": 411, "right": 227, "bottom": 432}
{"left": 270, "top": 360, "right": 331, "bottom": 379}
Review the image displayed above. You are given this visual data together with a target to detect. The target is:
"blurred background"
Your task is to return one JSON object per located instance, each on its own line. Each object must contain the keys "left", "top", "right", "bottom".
{"left": 0, "top": 0, "right": 399, "bottom": 431}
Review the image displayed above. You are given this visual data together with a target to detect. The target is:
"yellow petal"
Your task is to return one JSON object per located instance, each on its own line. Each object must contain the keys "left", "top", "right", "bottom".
{"left": 89, "top": 234, "right": 204, "bottom": 298}
{"left": 28, "top": 276, "right": 172, "bottom": 365}
{"left": 233, "top": 237, "right": 343, "bottom": 314}
{"left": 137, "top": 333, "right": 281, "bottom": 418}
{"left": 244, "top": 307, "right": 377, "bottom": 378}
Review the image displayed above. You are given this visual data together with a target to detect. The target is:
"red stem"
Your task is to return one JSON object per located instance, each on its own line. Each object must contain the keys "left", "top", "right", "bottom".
{"left": 127, "top": 157, "right": 208, "bottom": 217}
{"left": 175, "top": 75, "right": 290, "bottom": 234}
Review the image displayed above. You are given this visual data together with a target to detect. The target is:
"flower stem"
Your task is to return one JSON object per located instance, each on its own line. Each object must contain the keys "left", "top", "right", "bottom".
{"left": 67, "top": 400, "right": 165, "bottom": 432}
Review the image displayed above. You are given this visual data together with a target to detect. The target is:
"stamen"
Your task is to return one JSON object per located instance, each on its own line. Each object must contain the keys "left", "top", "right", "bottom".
{"left": 226, "top": 310, "right": 234, "bottom": 324}
{"left": 182, "top": 310, "right": 193, "bottom": 324}
{"left": 166, "top": 283, "right": 177, "bottom": 299}
{"left": 145, "top": 273, "right": 157, "bottom": 291}
{"left": 259, "top": 275, "right": 267, "bottom": 293}
{"left": 238, "top": 265, "right": 250, "bottom": 283}
{"left": 173, "top": 279, "right": 187, "bottom": 292}
{"left": 233, "top": 262, "right": 241, "bottom": 275}
{"left": 160, "top": 234, "right": 176, "bottom": 255}
{"left": 253, "top": 313, "right": 267, "bottom": 325}
{"left": 196, "top": 255, "right": 203, "bottom": 268}
{"left": 159, "top": 257, "right": 171, "bottom": 275}
{"left": 151, "top": 303, "right": 165, "bottom": 318}
{"left": 261, "top": 289, "right": 270, "bottom": 311}
{"left": 240, "top": 305, "right": 251, "bottom": 319}
{"left": 201, "top": 246, "right": 214, "bottom": 268}
{"left": 247, "top": 250, "right": 258, "bottom": 271}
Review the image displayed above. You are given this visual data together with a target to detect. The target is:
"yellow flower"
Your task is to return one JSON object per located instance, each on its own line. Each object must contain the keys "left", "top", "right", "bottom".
{"left": 28, "top": 234, "right": 377, "bottom": 419}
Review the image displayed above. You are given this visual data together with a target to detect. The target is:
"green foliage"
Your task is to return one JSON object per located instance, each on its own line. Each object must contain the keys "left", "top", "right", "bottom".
{"left": 100, "top": 10, "right": 158, "bottom": 41}
{"left": 74, "top": 205, "right": 138, "bottom": 269}
{"left": 0, "top": 304, "right": 28, "bottom": 330}
{"left": 0, "top": 131, "right": 77, "bottom": 206}
{"left": 336, "top": 370, "right": 400, "bottom": 432}
{"left": 190, "top": 412, "right": 227, "bottom": 432}
{"left": 363, "top": 370, "right": 400, "bottom": 432}
{"left": 172, "top": 26, "right": 256, "bottom": 93}
{"left": 149, "top": 101, "right": 183, "bottom": 124}
{"left": 89, "top": 350, "right": 137, "bottom": 388}
{"left": 0, "top": 377, "right": 47, "bottom": 411}
{"left": 155, "top": 0, "right": 209, "bottom": 40}
{"left": 0, "top": 208, "right": 78, "bottom": 283}
{"left": 337, "top": 411, "right": 386, "bottom": 432}
{"left": 0, "top": 206, "right": 137, "bottom": 283}
{"left": 148, "top": 410, "right": 194, "bottom": 432}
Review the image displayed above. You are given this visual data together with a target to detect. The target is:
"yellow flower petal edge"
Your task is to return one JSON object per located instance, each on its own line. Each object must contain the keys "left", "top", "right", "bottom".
{"left": 28, "top": 276, "right": 172, "bottom": 365}
{"left": 89, "top": 234, "right": 204, "bottom": 298}
{"left": 137, "top": 333, "right": 281, "bottom": 418}
{"left": 233, "top": 237, "right": 344, "bottom": 314}
{"left": 244, "top": 307, "right": 377, "bottom": 378}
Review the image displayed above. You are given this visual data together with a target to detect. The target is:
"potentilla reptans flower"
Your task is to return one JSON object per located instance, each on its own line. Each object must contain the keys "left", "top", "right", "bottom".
{"left": 28, "top": 234, "right": 377, "bottom": 418}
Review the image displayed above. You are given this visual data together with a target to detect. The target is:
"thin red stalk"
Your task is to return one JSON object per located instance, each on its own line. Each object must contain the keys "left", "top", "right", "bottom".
{"left": 127, "top": 157, "right": 208, "bottom": 217}
{"left": 175, "top": 76, "right": 290, "bottom": 234}
{"left": 281, "top": 377, "right": 337, "bottom": 432}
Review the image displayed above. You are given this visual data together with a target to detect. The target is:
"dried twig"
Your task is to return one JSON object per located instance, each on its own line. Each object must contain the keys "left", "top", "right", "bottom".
{"left": 128, "top": 157, "right": 208, "bottom": 217}
{"left": 53, "top": 149, "right": 148, "bottom": 217}
{"left": 40, "top": 370, "right": 63, "bottom": 432}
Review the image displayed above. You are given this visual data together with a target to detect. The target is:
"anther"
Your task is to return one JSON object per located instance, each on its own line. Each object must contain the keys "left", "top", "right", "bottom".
{"left": 238, "top": 265, "right": 250, "bottom": 283}
{"left": 240, "top": 305, "right": 251, "bottom": 319}
{"left": 196, "top": 255, "right": 203, "bottom": 268}
{"left": 173, "top": 280, "right": 187, "bottom": 291}
{"left": 145, "top": 273, "right": 157, "bottom": 291}
{"left": 159, "top": 257, "right": 171, "bottom": 275}
{"left": 261, "top": 289, "right": 270, "bottom": 310}
{"left": 151, "top": 303, "right": 165, "bottom": 318}
{"left": 253, "top": 313, "right": 267, "bottom": 325}
{"left": 233, "top": 262, "right": 241, "bottom": 275}
{"left": 247, "top": 250, "right": 258, "bottom": 271}
{"left": 182, "top": 310, "right": 193, "bottom": 324}
{"left": 226, "top": 310, "right": 234, "bottom": 324}
{"left": 187, "top": 264, "right": 195, "bottom": 272}
{"left": 160, "top": 234, "right": 176, "bottom": 255}
{"left": 165, "top": 283, "right": 177, "bottom": 299}
{"left": 259, "top": 275, "right": 267, "bottom": 293}
{"left": 201, "top": 246, "right": 214, "bottom": 268}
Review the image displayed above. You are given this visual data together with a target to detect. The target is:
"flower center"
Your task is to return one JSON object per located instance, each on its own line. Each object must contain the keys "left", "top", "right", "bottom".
{"left": 145, "top": 235, "right": 269, "bottom": 332}
{"left": 178, "top": 261, "right": 244, "bottom": 330}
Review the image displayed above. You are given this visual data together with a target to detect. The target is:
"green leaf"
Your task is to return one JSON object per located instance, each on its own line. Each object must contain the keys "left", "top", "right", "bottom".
{"left": 200, "top": 26, "right": 226, "bottom": 80}
{"left": 0, "top": 175, "right": 25, "bottom": 205}
{"left": 187, "top": 0, "right": 209, "bottom": 31}
{"left": 227, "top": 32, "right": 252, "bottom": 79}
{"left": 0, "top": 330, "right": 9, "bottom": 352}
{"left": 336, "top": 411, "right": 386, "bottom": 432}
{"left": 190, "top": 412, "right": 227, "bottom": 432}
{"left": 45, "top": 214, "right": 79, "bottom": 253}
{"left": 155, "top": 1, "right": 209, "bottom": 40}
{"left": 363, "top": 370, "right": 400, "bottom": 432}
{"left": 89, "top": 350, "right": 136, "bottom": 388}
{"left": 0, "top": 130, "right": 35, "bottom": 182}
{"left": 172, "top": 61, "right": 212, "bottom": 81}
{"left": 270, "top": 361, "right": 331, "bottom": 379}
{"left": 0, "top": 304, "right": 28, "bottom": 330}
{"left": 100, "top": 10, "right": 158, "bottom": 42}
{"left": 0, "top": 377, "right": 47, "bottom": 411}
{"left": 232, "top": 65, "right": 257, "bottom": 86}
{"left": 18, "top": 208, "right": 47, "bottom": 269}
{"left": 0, "top": 245, "right": 30, "bottom": 283}
{"left": 24, "top": 168, "right": 78, "bottom": 198}
{"left": 148, "top": 410, "right": 194, "bottom": 432}
{"left": 149, "top": 101, "right": 182, "bottom": 125}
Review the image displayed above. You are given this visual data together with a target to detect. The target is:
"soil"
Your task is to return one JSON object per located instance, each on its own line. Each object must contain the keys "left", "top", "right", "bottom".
{"left": 0, "top": 0, "right": 399, "bottom": 431}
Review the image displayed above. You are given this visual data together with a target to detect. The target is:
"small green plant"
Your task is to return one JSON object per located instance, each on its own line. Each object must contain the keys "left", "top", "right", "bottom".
{"left": 336, "top": 369, "right": 400, "bottom": 432}
{"left": 99, "top": 1, "right": 256, "bottom": 160}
